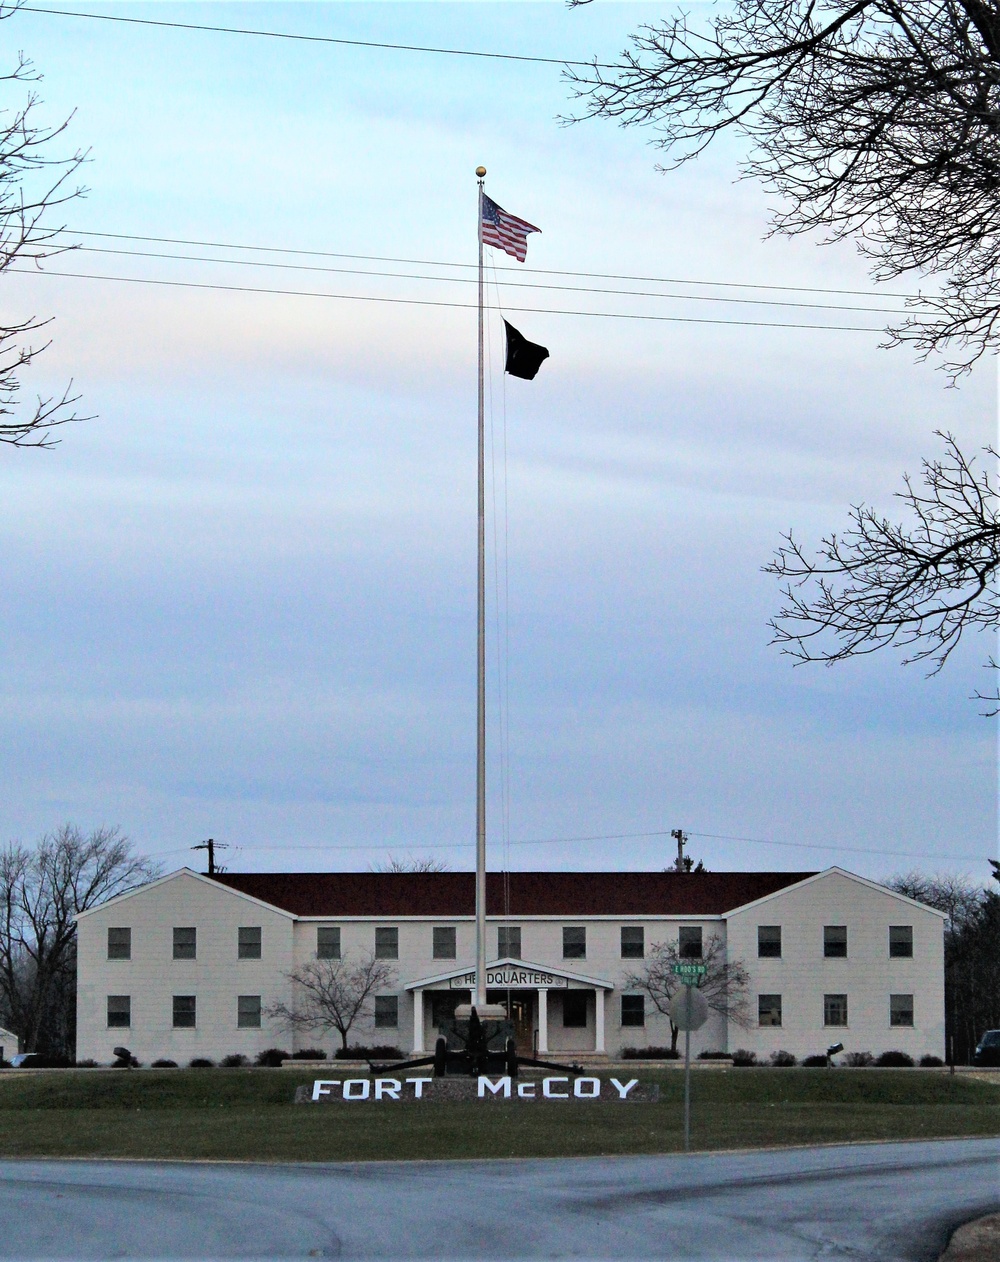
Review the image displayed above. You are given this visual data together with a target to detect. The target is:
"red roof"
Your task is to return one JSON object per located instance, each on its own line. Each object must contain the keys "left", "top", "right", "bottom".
{"left": 208, "top": 871, "right": 813, "bottom": 917}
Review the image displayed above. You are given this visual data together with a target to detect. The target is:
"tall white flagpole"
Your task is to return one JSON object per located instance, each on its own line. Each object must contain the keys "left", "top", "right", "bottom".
{"left": 475, "top": 165, "right": 487, "bottom": 1009}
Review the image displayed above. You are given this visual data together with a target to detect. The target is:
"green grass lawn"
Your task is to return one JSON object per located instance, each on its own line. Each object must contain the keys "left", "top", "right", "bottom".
{"left": 0, "top": 1068, "right": 996, "bottom": 1162}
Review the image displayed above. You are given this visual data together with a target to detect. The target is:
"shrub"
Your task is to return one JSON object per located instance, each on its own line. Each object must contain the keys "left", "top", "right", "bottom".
{"left": 769, "top": 1050, "right": 797, "bottom": 1067}
{"left": 620, "top": 1046, "right": 680, "bottom": 1060}
{"left": 74, "top": 1059, "right": 100, "bottom": 1068}
{"left": 220, "top": 1054, "right": 249, "bottom": 1068}
{"left": 697, "top": 1051, "right": 732, "bottom": 1060}
{"left": 876, "top": 1050, "right": 915, "bottom": 1067}
{"left": 255, "top": 1048, "right": 290, "bottom": 1067}
{"left": 335, "top": 1045, "right": 404, "bottom": 1060}
{"left": 802, "top": 1054, "right": 829, "bottom": 1067}
{"left": 188, "top": 1057, "right": 215, "bottom": 1068}
{"left": 920, "top": 1054, "right": 945, "bottom": 1067}
{"left": 151, "top": 1058, "right": 178, "bottom": 1068}
{"left": 844, "top": 1051, "right": 874, "bottom": 1067}
{"left": 290, "top": 1049, "right": 327, "bottom": 1061}
{"left": 731, "top": 1049, "right": 757, "bottom": 1066}
{"left": 0, "top": 1059, "right": 9, "bottom": 1069}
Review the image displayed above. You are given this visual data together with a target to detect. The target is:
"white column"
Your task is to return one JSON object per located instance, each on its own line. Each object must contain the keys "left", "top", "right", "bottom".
{"left": 595, "top": 988, "right": 605, "bottom": 1054}
{"left": 537, "top": 988, "right": 548, "bottom": 1054}
{"left": 412, "top": 988, "right": 424, "bottom": 1054}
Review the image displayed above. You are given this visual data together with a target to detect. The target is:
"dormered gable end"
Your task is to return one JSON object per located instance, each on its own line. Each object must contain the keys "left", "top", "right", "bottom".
{"left": 74, "top": 867, "right": 297, "bottom": 922}
{"left": 724, "top": 866, "right": 949, "bottom": 919}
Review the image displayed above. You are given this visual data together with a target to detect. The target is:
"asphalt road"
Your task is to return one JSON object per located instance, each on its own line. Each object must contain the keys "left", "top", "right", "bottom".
{"left": 1, "top": 1139, "right": 997, "bottom": 1260}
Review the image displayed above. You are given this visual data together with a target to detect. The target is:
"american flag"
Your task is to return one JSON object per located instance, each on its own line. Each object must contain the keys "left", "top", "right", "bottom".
{"left": 480, "top": 194, "right": 540, "bottom": 263}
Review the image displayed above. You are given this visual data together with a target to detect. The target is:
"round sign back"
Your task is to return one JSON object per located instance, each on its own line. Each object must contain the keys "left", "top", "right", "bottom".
{"left": 669, "top": 985, "right": 710, "bottom": 1031}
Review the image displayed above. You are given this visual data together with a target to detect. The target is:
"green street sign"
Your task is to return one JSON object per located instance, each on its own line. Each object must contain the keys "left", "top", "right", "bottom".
{"left": 672, "top": 963, "right": 707, "bottom": 977}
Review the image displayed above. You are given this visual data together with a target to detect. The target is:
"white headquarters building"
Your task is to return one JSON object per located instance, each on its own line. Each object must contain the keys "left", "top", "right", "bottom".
{"left": 75, "top": 866, "right": 945, "bottom": 1064}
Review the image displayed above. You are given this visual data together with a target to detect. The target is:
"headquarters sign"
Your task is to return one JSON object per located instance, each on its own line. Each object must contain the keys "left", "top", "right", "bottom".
{"left": 448, "top": 968, "right": 568, "bottom": 989}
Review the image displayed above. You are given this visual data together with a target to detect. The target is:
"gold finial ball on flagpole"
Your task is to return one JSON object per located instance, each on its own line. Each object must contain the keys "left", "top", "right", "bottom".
{"left": 475, "top": 166, "right": 486, "bottom": 178}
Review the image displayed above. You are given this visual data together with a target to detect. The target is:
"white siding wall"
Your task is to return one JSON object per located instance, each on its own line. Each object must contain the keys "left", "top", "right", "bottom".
{"left": 726, "top": 870, "right": 946, "bottom": 1061}
{"left": 77, "top": 872, "right": 296, "bottom": 1064}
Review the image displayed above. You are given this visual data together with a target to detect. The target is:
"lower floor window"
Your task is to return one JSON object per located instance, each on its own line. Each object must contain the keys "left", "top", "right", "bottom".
{"left": 563, "top": 991, "right": 588, "bottom": 1028}
{"left": 173, "top": 995, "right": 196, "bottom": 1029}
{"left": 374, "top": 995, "right": 398, "bottom": 1028}
{"left": 758, "top": 994, "right": 782, "bottom": 1027}
{"left": 889, "top": 993, "right": 914, "bottom": 1027}
{"left": 620, "top": 994, "right": 645, "bottom": 1027}
{"left": 107, "top": 995, "right": 131, "bottom": 1028}
{"left": 824, "top": 993, "right": 848, "bottom": 1027}
{"left": 238, "top": 995, "right": 262, "bottom": 1028}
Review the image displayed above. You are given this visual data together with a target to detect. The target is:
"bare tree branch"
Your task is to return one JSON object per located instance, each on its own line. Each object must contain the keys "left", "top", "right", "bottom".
{"left": 566, "top": 1, "right": 1000, "bottom": 376}
{"left": 265, "top": 954, "right": 398, "bottom": 1053}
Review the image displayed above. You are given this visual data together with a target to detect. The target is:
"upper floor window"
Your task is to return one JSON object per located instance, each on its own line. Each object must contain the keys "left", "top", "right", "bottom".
{"left": 757, "top": 926, "right": 782, "bottom": 958}
{"left": 107, "top": 995, "right": 131, "bottom": 1028}
{"left": 562, "top": 926, "right": 586, "bottom": 959}
{"left": 317, "top": 927, "right": 341, "bottom": 960}
{"left": 823, "top": 926, "right": 847, "bottom": 958}
{"left": 678, "top": 926, "right": 703, "bottom": 959}
{"left": 433, "top": 927, "right": 456, "bottom": 960}
{"left": 889, "top": 926, "right": 913, "bottom": 958}
{"left": 620, "top": 927, "right": 644, "bottom": 959}
{"left": 498, "top": 926, "right": 521, "bottom": 958}
{"left": 107, "top": 927, "right": 131, "bottom": 961}
{"left": 238, "top": 926, "right": 261, "bottom": 959}
{"left": 375, "top": 927, "right": 399, "bottom": 960}
{"left": 173, "top": 927, "right": 196, "bottom": 960}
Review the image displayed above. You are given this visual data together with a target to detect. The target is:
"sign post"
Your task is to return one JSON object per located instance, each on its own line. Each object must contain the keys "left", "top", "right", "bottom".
{"left": 669, "top": 963, "right": 708, "bottom": 1152}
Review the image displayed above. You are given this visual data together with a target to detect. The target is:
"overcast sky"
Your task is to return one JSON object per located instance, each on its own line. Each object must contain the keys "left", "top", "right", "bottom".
{"left": 0, "top": 2, "right": 995, "bottom": 884}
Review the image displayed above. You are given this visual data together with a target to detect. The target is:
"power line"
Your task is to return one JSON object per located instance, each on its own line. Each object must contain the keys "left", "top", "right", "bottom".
{"left": 54, "top": 228, "right": 924, "bottom": 301}
{"left": 13, "top": 267, "right": 886, "bottom": 333}
{"left": 45, "top": 244, "right": 912, "bottom": 316}
{"left": 18, "top": 5, "right": 606, "bottom": 68}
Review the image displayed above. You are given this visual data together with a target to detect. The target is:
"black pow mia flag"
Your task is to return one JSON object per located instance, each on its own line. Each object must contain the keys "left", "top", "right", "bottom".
{"left": 503, "top": 319, "right": 549, "bottom": 380}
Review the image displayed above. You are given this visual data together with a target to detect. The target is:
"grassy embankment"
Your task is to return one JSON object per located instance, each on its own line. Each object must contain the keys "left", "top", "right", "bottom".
{"left": 0, "top": 1068, "right": 996, "bottom": 1162}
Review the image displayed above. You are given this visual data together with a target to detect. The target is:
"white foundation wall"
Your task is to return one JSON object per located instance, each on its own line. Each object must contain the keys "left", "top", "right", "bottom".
{"left": 76, "top": 871, "right": 296, "bottom": 1064}
{"left": 725, "top": 870, "right": 946, "bottom": 1062}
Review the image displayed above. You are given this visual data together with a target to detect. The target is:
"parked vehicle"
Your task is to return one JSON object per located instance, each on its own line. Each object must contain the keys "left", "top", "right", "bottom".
{"left": 10, "top": 1053, "right": 53, "bottom": 1069}
{"left": 972, "top": 1030, "right": 1000, "bottom": 1067}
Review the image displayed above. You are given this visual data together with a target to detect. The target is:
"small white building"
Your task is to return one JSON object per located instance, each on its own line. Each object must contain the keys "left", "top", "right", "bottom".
{"left": 74, "top": 866, "right": 945, "bottom": 1064}
{"left": 0, "top": 1025, "right": 18, "bottom": 1062}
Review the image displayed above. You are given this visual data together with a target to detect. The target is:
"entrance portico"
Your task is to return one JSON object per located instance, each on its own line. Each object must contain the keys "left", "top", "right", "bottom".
{"left": 405, "top": 958, "right": 613, "bottom": 1056}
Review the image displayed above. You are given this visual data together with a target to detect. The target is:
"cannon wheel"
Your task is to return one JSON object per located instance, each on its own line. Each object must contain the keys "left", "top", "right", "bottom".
{"left": 505, "top": 1037, "right": 518, "bottom": 1079}
{"left": 433, "top": 1035, "right": 448, "bottom": 1077}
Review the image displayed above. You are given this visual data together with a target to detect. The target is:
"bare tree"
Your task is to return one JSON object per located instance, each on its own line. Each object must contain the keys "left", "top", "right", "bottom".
{"left": 0, "top": 6, "right": 87, "bottom": 448}
{"left": 265, "top": 953, "right": 398, "bottom": 1053}
{"left": 568, "top": 0, "right": 1000, "bottom": 375}
{"left": 369, "top": 856, "right": 451, "bottom": 873}
{"left": 765, "top": 432, "right": 1000, "bottom": 699}
{"left": 0, "top": 825, "right": 159, "bottom": 1055}
{"left": 625, "top": 932, "right": 752, "bottom": 1053}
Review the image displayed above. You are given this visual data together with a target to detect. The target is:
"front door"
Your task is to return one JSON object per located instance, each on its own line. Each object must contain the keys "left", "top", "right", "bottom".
{"left": 488, "top": 989, "right": 534, "bottom": 1052}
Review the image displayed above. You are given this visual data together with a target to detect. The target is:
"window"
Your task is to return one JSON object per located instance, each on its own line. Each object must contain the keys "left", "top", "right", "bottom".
{"left": 317, "top": 927, "right": 341, "bottom": 960}
{"left": 375, "top": 927, "right": 399, "bottom": 959}
{"left": 824, "top": 993, "right": 848, "bottom": 1027}
{"left": 433, "top": 927, "right": 456, "bottom": 960}
{"left": 107, "top": 927, "right": 131, "bottom": 961}
{"left": 173, "top": 995, "right": 196, "bottom": 1028}
{"left": 107, "top": 995, "right": 131, "bottom": 1028}
{"left": 173, "top": 927, "right": 197, "bottom": 960}
{"left": 889, "top": 926, "right": 913, "bottom": 958}
{"left": 238, "top": 926, "right": 262, "bottom": 960}
{"left": 758, "top": 994, "right": 782, "bottom": 1027}
{"left": 621, "top": 927, "right": 644, "bottom": 959}
{"left": 824, "top": 926, "right": 847, "bottom": 958}
{"left": 890, "top": 994, "right": 914, "bottom": 1027}
{"left": 431, "top": 992, "right": 463, "bottom": 1029}
{"left": 562, "top": 991, "right": 588, "bottom": 1027}
{"left": 237, "top": 995, "right": 262, "bottom": 1028}
{"left": 757, "top": 926, "right": 782, "bottom": 959}
{"left": 498, "top": 926, "right": 521, "bottom": 958}
{"left": 563, "top": 926, "right": 586, "bottom": 959}
{"left": 621, "top": 995, "right": 645, "bottom": 1027}
{"left": 374, "top": 995, "right": 398, "bottom": 1028}
{"left": 679, "top": 926, "right": 703, "bottom": 959}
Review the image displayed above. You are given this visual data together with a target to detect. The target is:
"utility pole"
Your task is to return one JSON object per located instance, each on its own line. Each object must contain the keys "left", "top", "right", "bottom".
{"left": 191, "top": 838, "right": 228, "bottom": 875}
{"left": 671, "top": 828, "right": 688, "bottom": 874}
